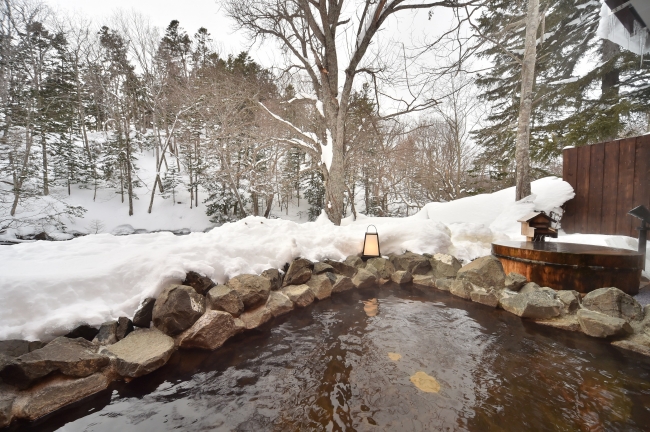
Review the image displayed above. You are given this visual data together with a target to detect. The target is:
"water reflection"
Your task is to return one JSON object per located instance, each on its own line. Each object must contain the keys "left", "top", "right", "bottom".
{"left": 11, "top": 285, "right": 650, "bottom": 432}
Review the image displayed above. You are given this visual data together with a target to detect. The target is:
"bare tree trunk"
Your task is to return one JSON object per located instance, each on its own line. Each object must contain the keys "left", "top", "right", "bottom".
{"left": 601, "top": 39, "right": 620, "bottom": 141}
{"left": 125, "top": 119, "right": 134, "bottom": 216}
{"left": 41, "top": 134, "right": 48, "bottom": 196}
{"left": 514, "top": 0, "right": 540, "bottom": 201}
{"left": 264, "top": 194, "right": 273, "bottom": 218}
{"left": 11, "top": 124, "right": 33, "bottom": 216}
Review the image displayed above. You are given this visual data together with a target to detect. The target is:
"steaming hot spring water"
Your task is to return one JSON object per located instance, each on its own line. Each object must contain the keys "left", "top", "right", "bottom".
{"left": 9, "top": 283, "right": 650, "bottom": 432}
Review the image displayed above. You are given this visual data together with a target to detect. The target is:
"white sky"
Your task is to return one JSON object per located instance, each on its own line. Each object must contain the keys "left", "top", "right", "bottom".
{"left": 49, "top": 0, "right": 249, "bottom": 56}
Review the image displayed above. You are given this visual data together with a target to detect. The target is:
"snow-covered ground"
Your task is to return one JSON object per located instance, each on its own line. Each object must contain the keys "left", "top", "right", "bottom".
{"left": 0, "top": 176, "right": 647, "bottom": 342}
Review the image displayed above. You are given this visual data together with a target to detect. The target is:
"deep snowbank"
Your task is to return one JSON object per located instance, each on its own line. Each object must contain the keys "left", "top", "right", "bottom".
{"left": 0, "top": 176, "right": 644, "bottom": 342}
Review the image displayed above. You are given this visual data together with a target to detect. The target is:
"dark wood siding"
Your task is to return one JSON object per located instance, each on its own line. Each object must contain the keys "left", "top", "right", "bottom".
{"left": 562, "top": 136, "right": 650, "bottom": 238}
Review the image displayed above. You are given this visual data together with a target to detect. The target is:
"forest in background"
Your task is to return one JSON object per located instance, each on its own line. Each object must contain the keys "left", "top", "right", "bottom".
{"left": 0, "top": 0, "right": 648, "bottom": 233}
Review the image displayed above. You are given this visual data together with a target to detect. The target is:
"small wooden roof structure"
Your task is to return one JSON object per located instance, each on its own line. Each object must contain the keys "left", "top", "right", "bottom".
{"left": 605, "top": 0, "right": 650, "bottom": 33}
{"left": 517, "top": 212, "right": 553, "bottom": 224}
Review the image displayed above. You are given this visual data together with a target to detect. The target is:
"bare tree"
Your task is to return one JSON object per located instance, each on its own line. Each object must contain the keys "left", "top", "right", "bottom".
{"left": 222, "top": 0, "right": 482, "bottom": 225}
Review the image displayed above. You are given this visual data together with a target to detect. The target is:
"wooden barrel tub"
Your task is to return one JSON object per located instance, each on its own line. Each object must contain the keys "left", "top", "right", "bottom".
{"left": 491, "top": 241, "right": 644, "bottom": 295}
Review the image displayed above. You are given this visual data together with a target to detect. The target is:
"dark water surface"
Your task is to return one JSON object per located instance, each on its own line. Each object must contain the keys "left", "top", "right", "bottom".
{"left": 12, "top": 285, "right": 650, "bottom": 432}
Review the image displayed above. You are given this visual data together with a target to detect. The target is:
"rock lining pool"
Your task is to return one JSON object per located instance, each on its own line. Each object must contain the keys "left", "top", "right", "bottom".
{"left": 9, "top": 284, "right": 650, "bottom": 432}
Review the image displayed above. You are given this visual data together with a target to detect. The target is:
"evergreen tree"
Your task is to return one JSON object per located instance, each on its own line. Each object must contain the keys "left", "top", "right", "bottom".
{"left": 302, "top": 169, "right": 325, "bottom": 221}
{"left": 161, "top": 167, "right": 183, "bottom": 203}
{"left": 470, "top": 0, "right": 649, "bottom": 185}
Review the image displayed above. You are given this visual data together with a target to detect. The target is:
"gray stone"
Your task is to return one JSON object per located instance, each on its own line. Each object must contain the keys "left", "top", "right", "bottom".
{"left": 307, "top": 273, "right": 335, "bottom": 300}
{"left": 391, "top": 270, "right": 412, "bottom": 285}
{"left": 283, "top": 258, "right": 314, "bottom": 286}
{"left": 450, "top": 279, "right": 476, "bottom": 300}
{"left": 519, "top": 282, "right": 542, "bottom": 294}
{"left": 102, "top": 328, "right": 175, "bottom": 378}
{"left": 534, "top": 315, "right": 582, "bottom": 332}
{"left": 261, "top": 268, "right": 283, "bottom": 290}
{"left": 266, "top": 291, "right": 294, "bottom": 317}
{"left": 331, "top": 275, "right": 355, "bottom": 293}
{"left": 611, "top": 334, "right": 650, "bottom": 357}
{"left": 500, "top": 291, "right": 563, "bottom": 319}
{"left": 366, "top": 258, "right": 395, "bottom": 280}
{"left": 313, "top": 262, "right": 335, "bottom": 275}
{"left": 116, "top": 317, "right": 134, "bottom": 341}
{"left": 0, "top": 337, "right": 109, "bottom": 389}
{"left": 176, "top": 310, "right": 242, "bottom": 350}
{"left": 323, "top": 259, "right": 357, "bottom": 278}
{"left": 557, "top": 290, "right": 581, "bottom": 314}
{"left": 390, "top": 252, "right": 431, "bottom": 275}
{"left": 457, "top": 256, "right": 506, "bottom": 289}
{"left": 363, "top": 264, "right": 380, "bottom": 280}
{"left": 352, "top": 268, "right": 377, "bottom": 289}
{"left": 435, "top": 278, "right": 454, "bottom": 291}
{"left": 0, "top": 385, "right": 15, "bottom": 428}
{"left": 12, "top": 373, "right": 110, "bottom": 422}
{"left": 412, "top": 275, "right": 436, "bottom": 290}
{"left": 152, "top": 285, "right": 206, "bottom": 336}
{"left": 281, "top": 284, "right": 315, "bottom": 307}
{"left": 504, "top": 272, "right": 527, "bottom": 291}
{"left": 239, "top": 305, "right": 273, "bottom": 330}
{"left": 182, "top": 271, "right": 216, "bottom": 295}
{"left": 430, "top": 254, "right": 462, "bottom": 279}
{"left": 577, "top": 309, "right": 633, "bottom": 338}
{"left": 582, "top": 287, "right": 643, "bottom": 322}
{"left": 471, "top": 289, "right": 499, "bottom": 307}
{"left": 207, "top": 285, "right": 244, "bottom": 316}
{"left": 344, "top": 255, "right": 365, "bottom": 269}
{"left": 227, "top": 274, "right": 271, "bottom": 308}
{"left": 64, "top": 324, "right": 99, "bottom": 342}
{"left": 132, "top": 297, "right": 156, "bottom": 328}
{"left": 0, "top": 340, "right": 43, "bottom": 358}
{"left": 93, "top": 321, "right": 118, "bottom": 345}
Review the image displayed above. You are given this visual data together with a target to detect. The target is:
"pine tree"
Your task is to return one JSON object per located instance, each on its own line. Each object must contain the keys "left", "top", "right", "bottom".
{"left": 161, "top": 168, "right": 183, "bottom": 203}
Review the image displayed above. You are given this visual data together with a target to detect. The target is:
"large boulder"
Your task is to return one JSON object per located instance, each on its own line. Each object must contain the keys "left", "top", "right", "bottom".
{"left": 500, "top": 291, "right": 563, "bottom": 319}
{"left": 11, "top": 373, "right": 110, "bottom": 422}
{"left": 344, "top": 255, "right": 365, "bottom": 269}
{"left": 450, "top": 279, "right": 476, "bottom": 300}
{"left": 391, "top": 271, "right": 412, "bottom": 285}
{"left": 0, "top": 337, "right": 109, "bottom": 389}
{"left": 260, "top": 268, "right": 283, "bottom": 291}
{"left": 0, "top": 385, "right": 14, "bottom": 428}
{"left": 577, "top": 309, "right": 633, "bottom": 338}
{"left": 352, "top": 268, "right": 377, "bottom": 289}
{"left": 266, "top": 292, "right": 294, "bottom": 317}
{"left": 132, "top": 297, "right": 156, "bottom": 328}
{"left": 313, "top": 262, "right": 335, "bottom": 275}
{"left": 430, "top": 254, "right": 462, "bottom": 279}
{"left": 307, "top": 273, "right": 335, "bottom": 300}
{"left": 152, "top": 285, "right": 206, "bottom": 336}
{"left": 612, "top": 334, "right": 650, "bottom": 357}
{"left": 519, "top": 282, "right": 542, "bottom": 294}
{"left": 227, "top": 274, "right": 271, "bottom": 308}
{"left": 471, "top": 289, "right": 499, "bottom": 308}
{"left": 331, "top": 275, "right": 355, "bottom": 293}
{"left": 366, "top": 258, "right": 395, "bottom": 280}
{"left": 390, "top": 252, "right": 431, "bottom": 275}
{"left": 412, "top": 275, "right": 436, "bottom": 290}
{"left": 457, "top": 256, "right": 506, "bottom": 289}
{"left": 435, "top": 278, "right": 453, "bottom": 292}
{"left": 0, "top": 340, "right": 44, "bottom": 358}
{"left": 504, "top": 273, "right": 527, "bottom": 291}
{"left": 176, "top": 310, "right": 243, "bottom": 350}
{"left": 239, "top": 306, "right": 273, "bottom": 330}
{"left": 207, "top": 285, "right": 244, "bottom": 316}
{"left": 281, "top": 284, "right": 315, "bottom": 307}
{"left": 116, "top": 317, "right": 134, "bottom": 341}
{"left": 556, "top": 290, "right": 581, "bottom": 314}
{"left": 93, "top": 321, "right": 118, "bottom": 346}
{"left": 323, "top": 259, "right": 357, "bottom": 278}
{"left": 182, "top": 271, "right": 216, "bottom": 295}
{"left": 582, "top": 287, "right": 643, "bottom": 322}
{"left": 283, "top": 258, "right": 314, "bottom": 286}
{"left": 102, "top": 328, "right": 175, "bottom": 378}
{"left": 534, "top": 315, "right": 582, "bottom": 332}
{"left": 64, "top": 324, "right": 99, "bottom": 342}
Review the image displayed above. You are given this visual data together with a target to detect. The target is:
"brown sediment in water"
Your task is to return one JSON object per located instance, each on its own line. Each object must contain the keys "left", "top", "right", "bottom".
{"left": 388, "top": 352, "right": 401, "bottom": 361}
{"left": 410, "top": 371, "right": 441, "bottom": 393}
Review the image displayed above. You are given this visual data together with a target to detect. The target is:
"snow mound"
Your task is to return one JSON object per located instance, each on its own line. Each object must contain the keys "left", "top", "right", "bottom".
{"left": 0, "top": 176, "right": 582, "bottom": 341}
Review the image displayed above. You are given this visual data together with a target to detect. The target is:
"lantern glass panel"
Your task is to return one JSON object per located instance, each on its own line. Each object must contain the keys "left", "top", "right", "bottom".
{"left": 363, "top": 233, "right": 380, "bottom": 257}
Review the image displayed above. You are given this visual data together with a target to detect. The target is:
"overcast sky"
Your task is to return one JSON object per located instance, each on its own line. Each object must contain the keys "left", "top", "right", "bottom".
{"left": 49, "top": 0, "right": 249, "bottom": 56}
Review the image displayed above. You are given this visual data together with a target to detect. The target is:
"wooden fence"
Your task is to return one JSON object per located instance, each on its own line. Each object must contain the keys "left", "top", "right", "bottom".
{"left": 562, "top": 135, "right": 650, "bottom": 239}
